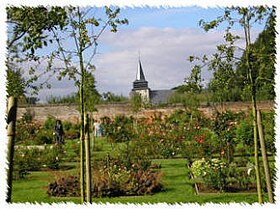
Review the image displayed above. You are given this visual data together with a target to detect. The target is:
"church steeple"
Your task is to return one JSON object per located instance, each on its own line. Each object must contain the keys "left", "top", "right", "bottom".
{"left": 136, "top": 59, "right": 146, "bottom": 81}
{"left": 133, "top": 58, "right": 148, "bottom": 90}
{"left": 131, "top": 56, "right": 150, "bottom": 103}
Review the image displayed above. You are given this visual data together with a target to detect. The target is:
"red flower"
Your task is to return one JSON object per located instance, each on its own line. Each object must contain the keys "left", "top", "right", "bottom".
{"left": 194, "top": 135, "right": 205, "bottom": 144}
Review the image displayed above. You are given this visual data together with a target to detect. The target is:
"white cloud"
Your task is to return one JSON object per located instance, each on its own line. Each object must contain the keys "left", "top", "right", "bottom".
{"left": 93, "top": 27, "right": 226, "bottom": 95}
{"left": 28, "top": 26, "right": 260, "bottom": 102}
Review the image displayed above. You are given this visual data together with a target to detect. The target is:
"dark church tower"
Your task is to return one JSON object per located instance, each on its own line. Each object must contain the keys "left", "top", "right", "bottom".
{"left": 131, "top": 59, "right": 150, "bottom": 103}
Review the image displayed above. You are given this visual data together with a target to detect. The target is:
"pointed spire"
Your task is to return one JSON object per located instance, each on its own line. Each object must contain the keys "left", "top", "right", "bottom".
{"left": 136, "top": 53, "right": 146, "bottom": 81}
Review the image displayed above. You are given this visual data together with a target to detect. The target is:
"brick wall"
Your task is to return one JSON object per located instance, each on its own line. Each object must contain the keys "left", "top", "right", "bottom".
{"left": 17, "top": 101, "right": 274, "bottom": 124}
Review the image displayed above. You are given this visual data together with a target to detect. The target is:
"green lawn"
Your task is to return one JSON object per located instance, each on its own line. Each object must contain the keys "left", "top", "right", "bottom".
{"left": 11, "top": 138, "right": 267, "bottom": 204}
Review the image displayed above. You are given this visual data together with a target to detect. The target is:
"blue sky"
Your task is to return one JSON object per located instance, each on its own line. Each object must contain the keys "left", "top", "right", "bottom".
{"left": 9, "top": 6, "right": 267, "bottom": 102}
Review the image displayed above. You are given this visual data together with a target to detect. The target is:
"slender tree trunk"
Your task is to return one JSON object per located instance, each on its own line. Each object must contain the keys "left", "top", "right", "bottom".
{"left": 244, "top": 15, "right": 263, "bottom": 201}
{"left": 257, "top": 110, "right": 274, "bottom": 203}
{"left": 6, "top": 97, "right": 17, "bottom": 203}
{"left": 79, "top": 81, "right": 85, "bottom": 203}
{"left": 251, "top": 87, "right": 263, "bottom": 203}
{"left": 85, "top": 113, "right": 92, "bottom": 203}
{"left": 77, "top": 8, "right": 86, "bottom": 203}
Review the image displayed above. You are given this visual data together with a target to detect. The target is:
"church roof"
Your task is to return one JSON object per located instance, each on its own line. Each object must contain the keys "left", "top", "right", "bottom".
{"left": 133, "top": 59, "right": 148, "bottom": 90}
{"left": 136, "top": 59, "right": 146, "bottom": 81}
{"left": 150, "top": 90, "right": 175, "bottom": 104}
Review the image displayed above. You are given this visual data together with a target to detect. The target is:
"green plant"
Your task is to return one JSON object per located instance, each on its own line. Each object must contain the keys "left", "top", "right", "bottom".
{"left": 191, "top": 158, "right": 227, "bottom": 191}
{"left": 101, "top": 115, "right": 135, "bottom": 143}
{"left": 36, "top": 130, "right": 54, "bottom": 144}
{"left": 13, "top": 146, "right": 61, "bottom": 177}
{"left": 43, "top": 116, "right": 57, "bottom": 130}
{"left": 47, "top": 174, "right": 80, "bottom": 197}
{"left": 91, "top": 161, "right": 163, "bottom": 197}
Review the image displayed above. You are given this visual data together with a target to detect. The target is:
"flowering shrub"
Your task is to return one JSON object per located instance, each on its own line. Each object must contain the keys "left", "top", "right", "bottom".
{"left": 47, "top": 174, "right": 80, "bottom": 197}
{"left": 101, "top": 115, "right": 135, "bottom": 143}
{"left": 16, "top": 119, "right": 41, "bottom": 144}
{"left": 13, "top": 146, "right": 61, "bottom": 179}
{"left": 101, "top": 110, "right": 216, "bottom": 159}
{"left": 211, "top": 111, "right": 245, "bottom": 162}
{"left": 92, "top": 160, "right": 163, "bottom": 197}
{"left": 191, "top": 158, "right": 227, "bottom": 191}
{"left": 47, "top": 159, "right": 163, "bottom": 198}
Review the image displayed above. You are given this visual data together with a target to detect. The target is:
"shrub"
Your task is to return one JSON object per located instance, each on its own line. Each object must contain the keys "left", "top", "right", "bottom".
{"left": 47, "top": 160, "right": 163, "bottom": 198}
{"left": 92, "top": 162, "right": 163, "bottom": 197}
{"left": 101, "top": 115, "right": 135, "bottom": 143}
{"left": 13, "top": 146, "right": 61, "bottom": 178}
{"left": 43, "top": 116, "right": 57, "bottom": 130}
{"left": 16, "top": 120, "right": 41, "bottom": 144}
{"left": 47, "top": 174, "right": 80, "bottom": 197}
{"left": 36, "top": 130, "right": 54, "bottom": 144}
{"left": 191, "top": 158, "right": 227, "bottom": 191}
{"left": 64, "top": 129, "right": 80, "bottom": 140}
{"left": 63, "top": 140, "right": 80, "bottom": 162}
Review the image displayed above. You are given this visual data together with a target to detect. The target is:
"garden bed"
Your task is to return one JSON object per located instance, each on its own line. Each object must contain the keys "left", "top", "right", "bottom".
{"left": 195, "top": 183, "right": 257, "bottom": 194}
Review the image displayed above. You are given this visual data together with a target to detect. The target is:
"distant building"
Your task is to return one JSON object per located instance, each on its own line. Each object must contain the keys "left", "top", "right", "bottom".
{"left": 130, "top": 59, "right": 174, "bottom": 104}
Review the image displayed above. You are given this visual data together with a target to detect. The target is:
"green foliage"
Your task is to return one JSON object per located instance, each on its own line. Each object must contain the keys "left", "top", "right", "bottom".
{"left": 63, "top": 140, "right": 80, "bottom": 162}
{"left": 16, "top": 116, "right": 80, "bottom": 146}
{"left": 47, "top": 157, "right": 163, "bottom": 198}
{"left": 191, "top": 158, "right": 227, "bottom": 191}
{"left": 236, "top": 10, "right": 276, "bottom": 101}
{"left": 235, "top": 119, "right": 254, "bottom": 146}
{"left": 13, "top": 146, "right": 61, "bottom": 179}
{"left": 101, "top": 92, "right": 129, "bottom": 103}
{"left": 190, "top": 6, "right": 276, "bottom": 104}
{"left": 16, "top": 115, "right": 41, "bottom": 144}
{"left": 7, "top": 6, "right": 67, "bottom": 54}
{"left": 101, "top": 115, "right": 134, "bottom": 143}
{"left": 260, "top": 111, "right": 276, "bottom": 154}
{"left": 46, "top": 94, "right": 78, "bottom": 104}
{"left": 211, "top": 111, "right": 245, "bottom": 161}
{"left": 7, "top": 6, "right": 68, "bottom": 94}
{"left": 43, "top": 117, "right": 57, "bottom": 130}
{"left": 168, "top": 91, "right": 210, "bottom": 110}
{"left": 6, "top": 66, "right": 26, "bottom": 98}
{"left": 131, "top": 92, "right": 142, "bottom": 113}
{"left": 43, "top": 116, "right": 80, "bottom": 140}
{"left": 208, "top": 66, "right": 242, "bottom": 103}
{"left": 184, "top": 65, "right": 203, "bottom": 93}
{"left": 83, "top": 71, "right": 101, "bottom": 112}
{"left": 91, "top": 158, "right": 163, "bottom": 197}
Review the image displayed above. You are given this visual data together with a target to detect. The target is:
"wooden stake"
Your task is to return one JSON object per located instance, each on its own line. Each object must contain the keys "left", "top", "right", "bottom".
{"left": 257, "top": 110, "right": 274, "bottom": 203}
{"left": 6, "top": 97, "right": 17, "bottom": 203}
{"left": 85, "top": 113, "right": 92, "bottom": 203}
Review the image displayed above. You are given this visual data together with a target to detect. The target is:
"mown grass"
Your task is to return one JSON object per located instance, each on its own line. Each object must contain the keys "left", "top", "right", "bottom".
{"left": 11, "top": 138, "right": 266, "bottom": 204}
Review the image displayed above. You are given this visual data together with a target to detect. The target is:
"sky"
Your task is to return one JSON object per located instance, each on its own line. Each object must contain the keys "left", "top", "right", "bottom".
{"left": 1, "top": 1, "right": 280, "bottom": 208}
{"left": 23, "top": 5, "right": 268, "bottom": 103}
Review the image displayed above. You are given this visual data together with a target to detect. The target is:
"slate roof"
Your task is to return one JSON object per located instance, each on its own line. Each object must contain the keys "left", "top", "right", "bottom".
{"left": 132, "top": 59, "right": 149, "bottom": 90}
{"left": 136, "top": 60, "right": 146, "bottom": 81}
{"left": 150, "top": 90, "right": 175, "bottom": 104}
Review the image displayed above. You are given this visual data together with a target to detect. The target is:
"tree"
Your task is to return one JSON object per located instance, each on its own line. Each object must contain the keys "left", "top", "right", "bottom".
{"left": 6, "top": 7, "right": 68, "bottom": 202}
{"left": 184, "top": 63, "right": 203, "bottom": 94}
{"left": 6, "top": 65, "right": 25, "bottom": 98}
{"left": 48, "top": 6, "right": 127, "bottom": 203}
{"left": 131, "top": 92, "right": 142, "bottom": 114}
{"left": 7, "top": 6, "right": 128, "bottom": 203}
{"left": 84, "top": 70, "right": 101, "bottom": 112}
{"left": 190, "top": 6, "right": 276, "bottom": 203}
{"left": 208, "top": 63, "right": 240, "bottom": 105}
{"left": 236, "top": 20, "right": 276, "bottom": 101}
{"left": 7, "top": 6, "right": 68, "bottom": 95}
